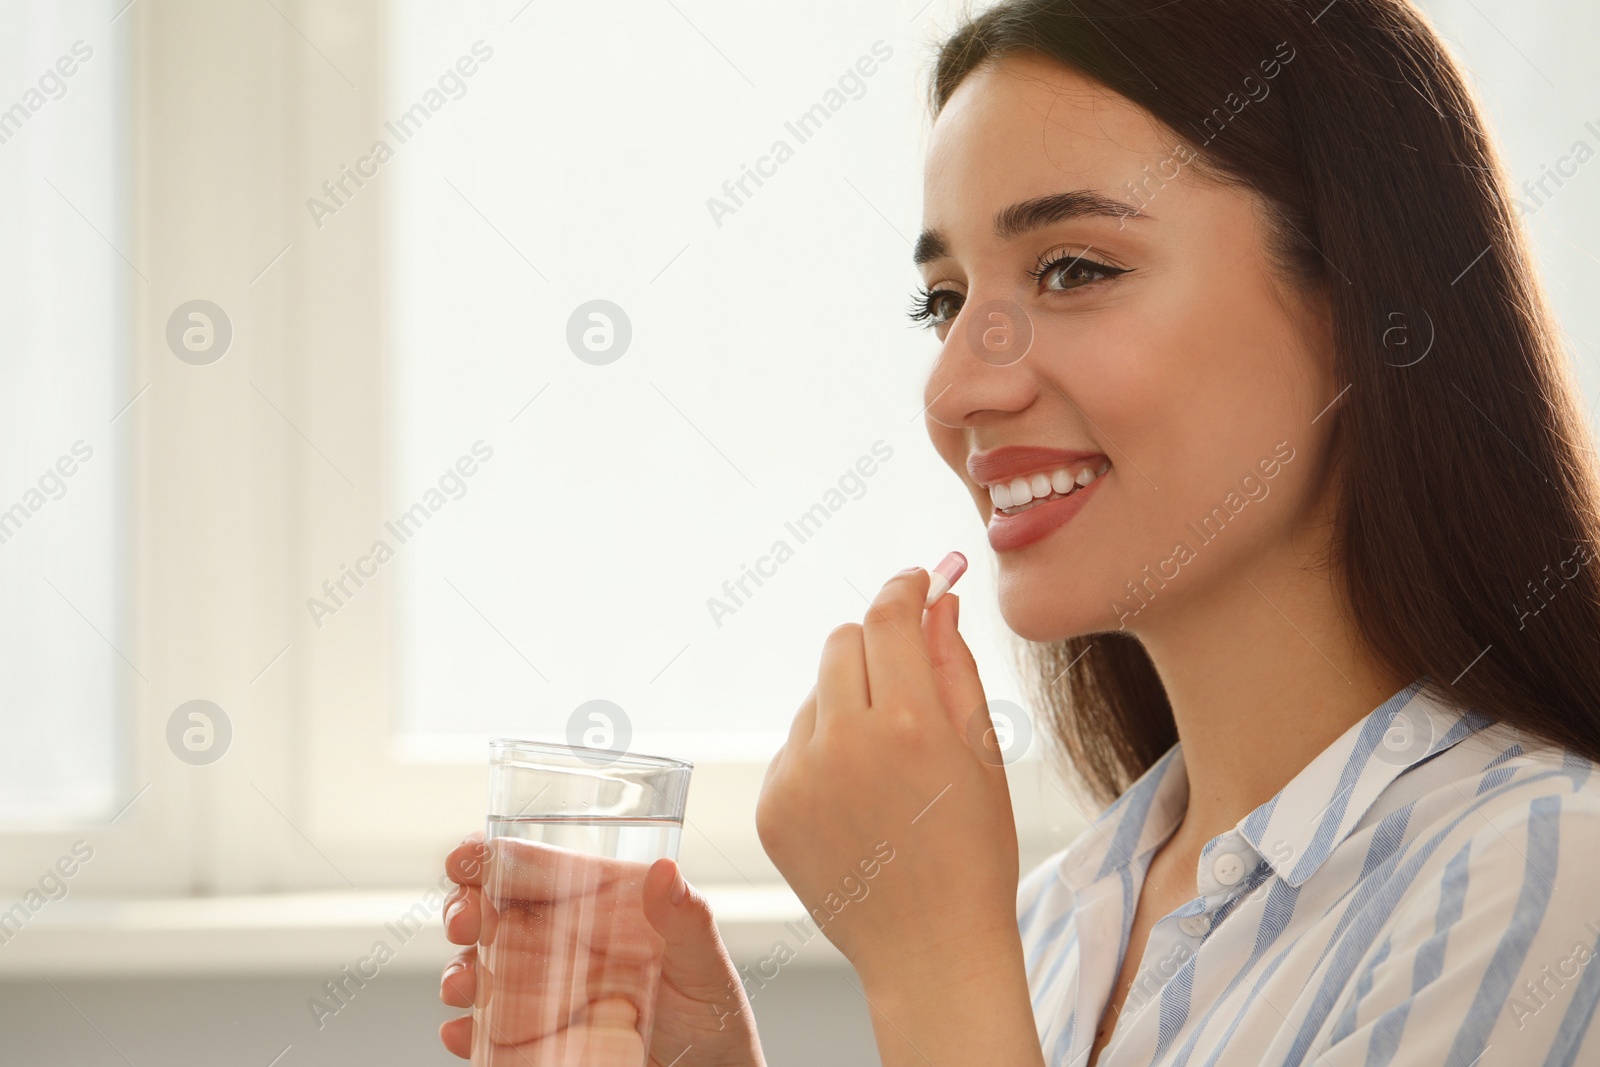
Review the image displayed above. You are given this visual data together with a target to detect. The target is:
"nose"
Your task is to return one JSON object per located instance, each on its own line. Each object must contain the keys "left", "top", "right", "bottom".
{"left": 923, "top": 297, "right": 1042, "bottom": 429}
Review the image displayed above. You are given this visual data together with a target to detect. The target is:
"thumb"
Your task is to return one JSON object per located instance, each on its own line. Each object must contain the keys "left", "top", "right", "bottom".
{"left": 923, "top": 593, "right": 987, "bottom": 743}
{"left": 641, "top": 858, "right": 744, "bottom": 1004}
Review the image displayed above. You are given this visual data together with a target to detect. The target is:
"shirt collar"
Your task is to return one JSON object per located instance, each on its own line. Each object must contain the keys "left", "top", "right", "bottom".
{"left": 1239, "top": 676, "right": 1495, "bottom": 886}
{"left": 1056, "top": 676, "right": 1496, "bottom": 893}
{"left": 1058, "top": 741, "right": 1188, "bottom": 894}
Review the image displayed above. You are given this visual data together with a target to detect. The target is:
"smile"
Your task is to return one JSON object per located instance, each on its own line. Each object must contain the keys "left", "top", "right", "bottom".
{"left": 978, "top": 459, "right": 1111, "bottom": 552}
{"left": 985, "top": 461, "right": 1110, "bottom": 515}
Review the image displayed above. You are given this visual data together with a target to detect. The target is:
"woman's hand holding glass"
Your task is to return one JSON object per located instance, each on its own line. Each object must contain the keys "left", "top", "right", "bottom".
{"left": 437, "top": 833, "right": 766, "bottom": 1067}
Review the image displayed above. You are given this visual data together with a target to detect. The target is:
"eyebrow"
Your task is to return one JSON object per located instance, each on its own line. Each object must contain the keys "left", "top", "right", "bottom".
{"left": 912, "top": 190, "right": 1148, "bottom": 266}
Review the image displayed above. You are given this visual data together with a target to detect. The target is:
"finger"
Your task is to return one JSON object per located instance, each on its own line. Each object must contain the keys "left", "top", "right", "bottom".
{"left": 474, "top": 1005, "right": 646, "bottom": 1065}
{"left": 861, "top": 567, "right": 942, "bottom": 711}
{"left": 816, "top": 622, "right": 869, "bottom": 714}
{"left": 481, "top": 893, "right": 658, "bottom": 983}
{"left": 440, "top": 946, "right": 477, "bottom": 1008}
{"left": 641, "top": 858, "right": 742, "bottom": 1007}
{"left": 476, "top": 837, "right": 642, "bottom": 904}
{"left": 922, "top": 593, "right": 988, "bottom": 741}
{"left": 439, "top": 1015, "right": 472, "bottom": 1060}
{"left": 444, "top": 884, "right": 480, "bottom": 946}
{"left": 473, "top": 875, "right": 659, "bottom": 1048}
{"left": 446, "top": 832, "right": 489, "bottom": 887}
{"left": 478, "top": 869, "right": 659, "bottom": 974}
{"left": 568, "top": 866, "right": 652, "bottom": 1033}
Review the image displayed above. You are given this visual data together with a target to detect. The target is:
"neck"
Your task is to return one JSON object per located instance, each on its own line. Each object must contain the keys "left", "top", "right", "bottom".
{"left": 1133, "top": 531, "right": 1412, "bottom": 863}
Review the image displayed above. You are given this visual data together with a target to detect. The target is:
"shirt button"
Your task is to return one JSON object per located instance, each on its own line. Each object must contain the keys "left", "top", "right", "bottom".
{"left": 1212, "top": 852, "right": 1247, "bottom": 885}
{"left": 1179, "top": 916, "right": 1210, "bottom": 937}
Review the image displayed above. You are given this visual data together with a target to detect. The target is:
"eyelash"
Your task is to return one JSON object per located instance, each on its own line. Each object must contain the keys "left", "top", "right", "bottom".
{"left": 905, "top": 251, "right": 1132, "bottom": 329}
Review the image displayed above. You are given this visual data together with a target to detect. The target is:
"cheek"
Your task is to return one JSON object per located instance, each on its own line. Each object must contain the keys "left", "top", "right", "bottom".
{"left": 1047, "top": 320, "right": 1222, "bottom": 606}
{"left": 1002, "top": 294, "right": 1325, "bottom": 637}
{"left": 1080, "top": 276, "right": 1319, "bottom": 506}
{"left": 1136, "top": 318, "right": 1321, "bottom": 585}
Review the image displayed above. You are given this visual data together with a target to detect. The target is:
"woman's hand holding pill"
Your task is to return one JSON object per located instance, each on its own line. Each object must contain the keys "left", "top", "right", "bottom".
{"left": 755, "top": 557, "right": 1044, "bottom": 1065}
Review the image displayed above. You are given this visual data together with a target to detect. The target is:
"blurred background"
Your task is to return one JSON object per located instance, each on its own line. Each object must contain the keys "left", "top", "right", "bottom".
{"left": 0, "top": 0, "right": 1594, "bottom": 1063}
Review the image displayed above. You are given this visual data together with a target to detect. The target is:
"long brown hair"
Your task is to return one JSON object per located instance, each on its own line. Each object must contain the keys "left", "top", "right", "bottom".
{"left": 926, "top": 0, "right": 1600, "bottom": 807}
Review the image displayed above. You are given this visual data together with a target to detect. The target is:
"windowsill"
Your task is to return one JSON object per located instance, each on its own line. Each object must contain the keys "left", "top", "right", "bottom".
{"left": 0, "top": 884, "right": 847, "bottom": 977}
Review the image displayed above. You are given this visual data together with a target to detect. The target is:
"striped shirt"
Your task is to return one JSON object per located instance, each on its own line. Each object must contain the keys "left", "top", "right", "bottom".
{"left": 1017, "top": 677, "right": 1600, "bottom": 1066}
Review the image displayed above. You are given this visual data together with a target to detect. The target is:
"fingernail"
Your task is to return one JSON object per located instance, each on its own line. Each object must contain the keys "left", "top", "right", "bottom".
{"left": 444, "top": 898, "right": 465, "bottom": 925}
{"left": 895, "top": 565, "right": 921, "bottom": 576}
{"left": 670, "top": 868, "right": 688, "bottom": 906}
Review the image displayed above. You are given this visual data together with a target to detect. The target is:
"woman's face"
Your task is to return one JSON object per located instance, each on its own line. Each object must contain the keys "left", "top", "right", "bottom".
{"left": 918, "top": 54, "right": 1340, "bottom": 643}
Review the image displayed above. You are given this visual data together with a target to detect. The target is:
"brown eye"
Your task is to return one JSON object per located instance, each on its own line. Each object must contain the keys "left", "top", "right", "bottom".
{"left": 906, "top": 286, "right": 965, "bottom": 330}
{"left": 1028, "top": 253, "right": 1131, "bottom": 292}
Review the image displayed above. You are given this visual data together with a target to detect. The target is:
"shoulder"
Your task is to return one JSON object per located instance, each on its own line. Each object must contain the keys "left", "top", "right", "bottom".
{"left": 1322, "top": 728, "right": 1600, "bottom": 1063}
{"left": 1405, "top": 720, "right": 1600, "bottom": 844}
{"left": 1378, "top": 721, "right": 1600, "bottom": 944}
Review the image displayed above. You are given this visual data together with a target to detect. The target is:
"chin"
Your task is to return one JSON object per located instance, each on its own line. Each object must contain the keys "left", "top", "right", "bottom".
{"left": 996, "top": 580, "right": 1102, "bottom": 645}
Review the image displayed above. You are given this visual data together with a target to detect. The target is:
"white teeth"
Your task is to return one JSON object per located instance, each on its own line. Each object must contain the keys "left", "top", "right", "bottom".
{"left": 986, "top": 462, "right": 1110, "bottom": 513}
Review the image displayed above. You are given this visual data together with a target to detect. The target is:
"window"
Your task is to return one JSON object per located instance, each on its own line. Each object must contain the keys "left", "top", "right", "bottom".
{"left": 275, "top": 0, "right": 1073, "bottom": 891}
{"left": 382, "top": 0, "right": 1024, "bottom": 763}
{"left": 0, "top": 6, "right": 125, "bottom": 827}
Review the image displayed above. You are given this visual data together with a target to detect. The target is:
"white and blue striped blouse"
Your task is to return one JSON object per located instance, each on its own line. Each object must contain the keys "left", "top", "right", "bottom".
{"left": 1017, "top": 676, "right": 1600, "bottom": 1066}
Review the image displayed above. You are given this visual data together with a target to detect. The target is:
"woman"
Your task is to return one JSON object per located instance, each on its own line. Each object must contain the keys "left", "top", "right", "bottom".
{"left": 437, "top": 0, "right": 1600, "bottom": 1063}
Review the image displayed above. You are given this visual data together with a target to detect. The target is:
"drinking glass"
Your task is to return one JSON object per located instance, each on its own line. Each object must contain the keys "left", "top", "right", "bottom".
{"left": 471, "top": 738, "right": 693, "bottom": 1067}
